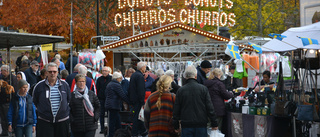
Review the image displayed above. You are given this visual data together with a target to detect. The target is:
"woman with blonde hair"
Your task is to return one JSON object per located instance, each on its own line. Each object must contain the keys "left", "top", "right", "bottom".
{"left": 204, "top": 68, "right": 233, "bottom": 131}
{"left": 144, "top": 75, "right": 178, "bottom": 137}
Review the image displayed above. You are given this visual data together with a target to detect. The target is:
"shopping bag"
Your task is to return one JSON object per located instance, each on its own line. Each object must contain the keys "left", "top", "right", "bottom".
{"left": 208, "top": 129, "right": 225, "bottom": 137}
{"left": 138, "top": 106, "right": 144, "bottom": 121}
{"left": 297, "top": 105, "right": 314, "bottom": 121}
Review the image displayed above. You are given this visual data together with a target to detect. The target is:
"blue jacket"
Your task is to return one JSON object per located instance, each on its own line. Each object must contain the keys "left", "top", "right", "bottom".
{"left": 145, "top": 75, "right": 154, "bottom": 91}
{"left": 105, "top": 80, "right": 129, "bottom": 110}
{"left": 196, "top": 66, "right": 207, "bottom": 84}
{"left": 7, "top": 93, "right": 37, "bottom": 128}
{"left": 24, "top": 67, "right": 40, "bottom": 87}
{"left": 33, "top": 78, "right": 71, "bottom": 123}
{"left": 121, "top": 78, "right": 129, "bottom": 95}
{"left": 66, "top": 72, "right": 78, "bottom": 88}
{"left": 59, "top": 61, "right": 66, "bottom": 70}
{"left": 128, "top": 70, "right": 145, "bottom": 104}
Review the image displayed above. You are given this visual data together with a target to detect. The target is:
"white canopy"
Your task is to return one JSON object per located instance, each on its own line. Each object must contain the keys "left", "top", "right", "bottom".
{"left": 262, "top": 22, "right": 320, "bottom": 52}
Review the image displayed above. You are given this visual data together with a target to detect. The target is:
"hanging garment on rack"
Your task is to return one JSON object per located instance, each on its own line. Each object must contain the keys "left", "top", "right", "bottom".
{"left": 249, "top": 55, "right": 259, "bottom": 70}
{"left": 234, "top": 59, "right": 243, "bottom": 73}
{"left": 243, "top": 53, "right": 250, "bottom": 69}
{"left": 233, "top": 61, "right": 248, "bottom": 79}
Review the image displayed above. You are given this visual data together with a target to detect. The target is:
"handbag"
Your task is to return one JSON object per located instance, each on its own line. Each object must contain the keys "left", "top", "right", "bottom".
{"left": 273, "top": 100, "right": 289, "bottom": 116}
{"left": 297, "top": 104, "right": 314, "bottom": 121}
{"left": 138, "top": 106, "right": 144, "bottom": 121}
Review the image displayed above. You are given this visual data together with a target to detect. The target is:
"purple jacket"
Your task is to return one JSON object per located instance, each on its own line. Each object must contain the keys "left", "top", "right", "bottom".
{"left": 204, "top": 77, "right": 234, "bottom": 116}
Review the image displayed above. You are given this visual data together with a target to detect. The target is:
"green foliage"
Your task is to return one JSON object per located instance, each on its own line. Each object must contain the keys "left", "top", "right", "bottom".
{"left": 197, "top": 0, "right": 299, "bottom": 40}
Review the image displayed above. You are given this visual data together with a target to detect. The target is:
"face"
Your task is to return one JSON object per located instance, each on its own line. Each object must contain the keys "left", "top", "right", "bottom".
{"left": 20, "top": 85, "right": 28, "bottom": 95}
{"left": 31, "top": 64, "right": 39, "bottom": 72}
{"left": 76, "top": 78, "right": 86, "bottom": 89}
{"left": 202, "top": 68, "right": 211, "bottom": 74}
{"left": 102, "top": 68, "right": 110, "bottom": 76}
{"left": 17, "top": 74, "right": 22, "bottom": 81}
{"left": 54, "top": 60, "right": 60, "bottom": 67}
{"left": 140, "top": 65, "right": 146, "bottom": 73}
{"left": 263, "top": 74, "right": 270, "bottom": 83}
{"left": 230, "top": 69, "right": 235, "bottom": 74}
{"left": 46, "top": 66, "right": 58, "bottom": 81}
{"left": 144, "top": 71, "right": 149, "bottom": 79}
{"left": 117, "top": 78, "right": 122, "bottom": 83}
{"left": 25, "top": 53, "right": 29, "bottom": 57}
{"left": 35, "top": 52, "right": 40, "bottom": 57}
{"left": 1, "top": 69, "right": 8, "bottom": 77}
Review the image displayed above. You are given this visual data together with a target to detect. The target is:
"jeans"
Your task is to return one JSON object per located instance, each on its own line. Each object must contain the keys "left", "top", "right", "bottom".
{"left": 0, "top": 103, "right": 9, "bottom": 135}
{"left": 15, "top": 124, "right": 33, "bottom": 137}
{"left": 131, "top": 103, "right": 147, "bottom": 136}
{"left": 107, "top": 109, "right": 121, "bottom": 137}
{"left": 72, "top": 130, "right": 96, "bottom": 137}
{"left": 181, "top": 127, "right": 207, "bottom": 137}
{"left": 36, "top": 119, "right": 69, "bottom": 137}
{"left": 99, "top": 99, "right": 106, "bottom": 131}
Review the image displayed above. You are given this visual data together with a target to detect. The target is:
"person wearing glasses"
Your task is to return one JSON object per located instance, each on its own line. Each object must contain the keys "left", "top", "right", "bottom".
{"left": 24, "top": 60, "right": 40, "bottom": 87}
{"left": 70, "top": 74, "right": 100, "bottom": 137}
{"left": 32, "top": 62, "right": 71, "bottom": 137}
{"left": 96, "top": 66, "right": 112, "bottom": 134}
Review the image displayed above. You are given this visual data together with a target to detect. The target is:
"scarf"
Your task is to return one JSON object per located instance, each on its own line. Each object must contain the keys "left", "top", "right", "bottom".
{"left": 74, "top": 87, "right": 94, "bottom": 116}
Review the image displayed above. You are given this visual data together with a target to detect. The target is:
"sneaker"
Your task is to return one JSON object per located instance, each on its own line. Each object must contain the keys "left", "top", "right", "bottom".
{"left": 99, "top": 131, "right": 104, "bottom": 134}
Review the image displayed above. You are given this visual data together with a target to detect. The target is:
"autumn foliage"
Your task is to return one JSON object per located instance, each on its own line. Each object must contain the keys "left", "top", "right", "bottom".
{"left": 0, "top": 0, "right": 187, "bottom": 46}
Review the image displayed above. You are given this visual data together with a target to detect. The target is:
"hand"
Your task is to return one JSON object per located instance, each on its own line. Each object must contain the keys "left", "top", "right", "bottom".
{"left": 212, "top": 127, "right": 218, "bottom": 130}
{"left": 32, "top": 126, "right": 36, "bottom": 133}
{"left": 175, "top": 129, "right": 180, "bottom": 133}
{"left": 8, "top": 125, "right": 12, "bottom": 133}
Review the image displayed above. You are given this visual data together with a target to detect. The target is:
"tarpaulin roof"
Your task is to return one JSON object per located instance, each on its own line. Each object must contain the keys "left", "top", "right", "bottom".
{"left": 0, "top": 31, "right": 65, "bottom": 48}
{"left": 262, "top": 22, "right": 320, "bottom": 52}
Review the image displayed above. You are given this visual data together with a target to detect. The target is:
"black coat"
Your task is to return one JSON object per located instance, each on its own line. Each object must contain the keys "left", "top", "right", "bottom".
{"left": 70, "top": 90, "right": 100, "bottom": 132}
{"left": 204, "top": 77, "right": 234, "bottom": 116}
{"left": 66, "top": 56, "right": 78, "bottom": 74}
{"left": 105, "top": 80, "right": 129, "bottom": 110}
{"left": 128, "top": 70, "right": 145, "bottom": 104}
{"left": 173, "top": 78, "right": 218, "bottom": 129}
{"left": 196, "top": 66, "right": 207, "bottom": 84}
{"left": 223, "top": 75, "right": 242, "bottom": 91}
{"left": 24, "top": 67, "right": 40, "bottom": 87}
{"left": 96, "top": 75, "right": 112, "bottom": 100}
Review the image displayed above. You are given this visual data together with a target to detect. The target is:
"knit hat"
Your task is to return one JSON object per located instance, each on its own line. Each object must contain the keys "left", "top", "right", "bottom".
{"left": 17, "top": 79, "right": 28, "bottom": 90}
{"left": 200, "top": 60, "right": 212, "bottom": 68}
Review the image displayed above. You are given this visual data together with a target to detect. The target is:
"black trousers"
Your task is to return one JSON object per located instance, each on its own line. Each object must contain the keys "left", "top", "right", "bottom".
{"left": 72, "top": 130, "right": 96, "bottom": 137}
{"left": 36, "top": 119, "right": 69, "bottom": 137}
{"left": 131, "top": 103, "right": 147, "bottom": 136}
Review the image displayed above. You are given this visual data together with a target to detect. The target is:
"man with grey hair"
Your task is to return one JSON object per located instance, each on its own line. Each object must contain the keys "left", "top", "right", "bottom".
{"left": 55, "top": 54, "right": 66, "bottom": 70}
{"left": 128, "top": 62, "right": 148, "bottom": 137}
{"left": 33, "top": 62, "right": 71, "bottom": 137}
{"left": 0, "top": 65, "right": 18, "bottom": 91}
{"left": 70, "top": 65, "right": 96, "bottom": 94}
{"left": 0, "top": 65, "right": 17, "bottom": 136}
{"left": 66, "top": 63, "right": 82, "bottom": 88}
{"left": 96, "top": 66, "right": 112, "bottom": 133}
{"left": 24, "top": 60, "right": 40, "bottom": 86}
{"left": 150, "top": 69, "right": 164, "bottom": 93}
{"left": 173, "top": 66, "right": 218, "bottom": 137}
{"left": 164, "top": 70, "right": 180, "bottom": 94}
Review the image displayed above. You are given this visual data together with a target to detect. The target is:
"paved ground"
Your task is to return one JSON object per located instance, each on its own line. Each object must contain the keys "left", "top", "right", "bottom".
{"left": 0, "top": 118, "right": 108, "bottom": 137}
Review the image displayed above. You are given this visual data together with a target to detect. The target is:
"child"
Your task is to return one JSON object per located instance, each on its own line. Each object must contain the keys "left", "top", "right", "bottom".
{"left": 7, "top": 79, "right": 36, "bottom": 137}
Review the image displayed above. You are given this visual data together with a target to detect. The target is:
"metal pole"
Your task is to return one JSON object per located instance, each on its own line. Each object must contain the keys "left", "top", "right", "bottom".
{"left": 70, "top": 2, "right": 73, "bottom": 73}
{"left": 96, "top": 0, "right": 100, "bottom": 49}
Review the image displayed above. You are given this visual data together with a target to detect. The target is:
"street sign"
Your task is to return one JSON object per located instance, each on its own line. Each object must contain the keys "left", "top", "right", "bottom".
{"left": 102, "top": 36, "right": 120, "bottom": 41}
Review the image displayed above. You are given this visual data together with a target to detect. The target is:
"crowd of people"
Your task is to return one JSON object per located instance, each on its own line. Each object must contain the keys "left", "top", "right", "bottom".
{"left": 0, "top": 49, "right": 242, "bottom": 137}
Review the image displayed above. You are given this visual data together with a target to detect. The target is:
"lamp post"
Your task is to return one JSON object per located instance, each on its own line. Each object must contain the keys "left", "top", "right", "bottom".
{"left": 96, "top": 0, "right": 100, "bottom": 49}
{"left": 70, "top": 2, "right": 73, "bottom": 73}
